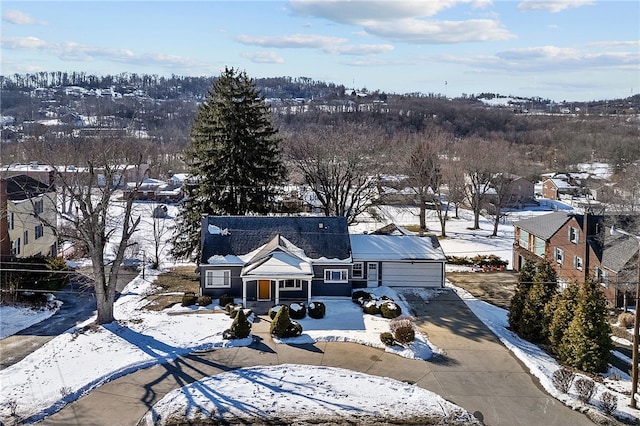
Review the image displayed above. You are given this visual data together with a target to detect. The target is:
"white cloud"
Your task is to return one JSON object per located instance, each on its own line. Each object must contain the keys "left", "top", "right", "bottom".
{"left": 241, "top": 51, "right": 285, "bottom": 64}
{"left": 364, "top": 18, "right": 515, "bottom": 44}
{"left": 517, "top": 0, "right": 594, "bottom": 13}
{"left": 1, "top": 36, "right": 203, "bottom": 70}
{"left": 2, "top": 9, "right": 46, "bottom": 25}
{"left": 236, "top": 33, "right": 393, "bottom": 56}
{"left": 290, "top": 0, "right": 492, "bottom": 23}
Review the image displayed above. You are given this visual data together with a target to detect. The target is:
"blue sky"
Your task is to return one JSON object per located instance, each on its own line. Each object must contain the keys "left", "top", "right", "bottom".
{"left": 1, "top": 1, "right": 638, "bottom": 101}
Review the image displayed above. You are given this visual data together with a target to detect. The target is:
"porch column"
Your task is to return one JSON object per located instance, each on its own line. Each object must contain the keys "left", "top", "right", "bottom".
{"left": 307, "top": 279, "right": 312, "bottom": 302}
{"left": 242, "top": 279, "right": 247, "bottom": 306}
{"left": 275, "top": 280, "right": 280, "bottom": 305}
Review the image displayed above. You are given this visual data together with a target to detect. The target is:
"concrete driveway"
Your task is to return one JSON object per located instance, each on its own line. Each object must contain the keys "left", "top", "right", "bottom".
{"left": 36, "top": 289, "right": 591, "bottom": 426}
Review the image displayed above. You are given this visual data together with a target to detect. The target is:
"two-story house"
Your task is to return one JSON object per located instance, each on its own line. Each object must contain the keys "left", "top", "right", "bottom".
{"left": 513, "top": 211, "right": 638, "bottom": 307}
{"left": 0, "top": 175, "right": 58, "bottom": 259}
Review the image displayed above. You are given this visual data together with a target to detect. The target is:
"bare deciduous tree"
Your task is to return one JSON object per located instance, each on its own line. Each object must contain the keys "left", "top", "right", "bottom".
{"left": 455, "top": 137, "right": 496, "bottom": 229}
{"left": 286, "top": 122, "right": 388, "bottom": 224}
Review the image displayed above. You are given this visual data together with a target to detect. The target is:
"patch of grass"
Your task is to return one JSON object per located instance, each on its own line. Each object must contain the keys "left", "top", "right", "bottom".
{"left": 144, "top": 266, "right": 200, "bottom": 311}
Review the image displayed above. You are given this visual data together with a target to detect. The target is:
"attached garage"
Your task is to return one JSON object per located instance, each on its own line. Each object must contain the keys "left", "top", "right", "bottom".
{"left": 381, "top": 261, "right": 444, "bottom": 287}
{"left": 350, "top": 234, "right": 446, "bottom": 289}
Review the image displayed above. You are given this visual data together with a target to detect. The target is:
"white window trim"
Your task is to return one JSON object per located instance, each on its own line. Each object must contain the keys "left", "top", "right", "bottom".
{"left": 352, "top": 262, "right": 364, "bottom": 279}
{"left": 568, "top": 226, "right": 579, "bottom": 244}
{"left": 204, "top": 269, "right": 231, "bottom": 288}
{"left": 279, "top": 279, "right": 303, "bottom": 291}
{"left": 573, "top": 255, "right": 583, "bottom": 271}
{"left": 519, "top": 229, "right": 529, "bottom": 249}
{"left": 324, "top": 269, "right": 348, "bottom": 283}
{"left": 554, "top": 247, "right": 564, "bottom": 265}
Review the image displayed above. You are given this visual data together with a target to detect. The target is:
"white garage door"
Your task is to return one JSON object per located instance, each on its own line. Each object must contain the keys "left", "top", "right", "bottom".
{"left": 381, "top": 262, "right": 443, "bottom": 287}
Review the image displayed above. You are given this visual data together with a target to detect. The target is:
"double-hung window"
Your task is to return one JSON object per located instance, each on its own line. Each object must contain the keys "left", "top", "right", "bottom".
{"left": 204, "top": 270, "right": 231, "bottom": 288}
{"left": 554, "top": 247, "right": 564, "bottom": 265}
{"left": 34, "top": 199, "right": 44, "bottom": 215}
{"left": 35, "top": 224, "right": 44, "bottom": 239}
{"left": 24, "top": 230, "right": 29, "bottom": 245}
{"left": 568, "top": 226, "right": 579, "bottom": 244}
{"left": 573, "top": 255, "right": 583, "bottom": 271}
{"left": 352, "top": 262, "right": 363, "bottom": 279}
{"left": 324, "top": 269, "right": 348, "bottom": 283}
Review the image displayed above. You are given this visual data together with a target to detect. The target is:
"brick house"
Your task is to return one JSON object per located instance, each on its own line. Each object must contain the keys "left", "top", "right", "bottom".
{"left": 513, "top": 211, "right": 638, "bottom": 308}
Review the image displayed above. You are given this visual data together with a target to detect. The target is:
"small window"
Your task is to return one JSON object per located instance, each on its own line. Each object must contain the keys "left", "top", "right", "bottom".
{"left": 518, "top": 229, "right": 529, "bottom": 249}
{"left": 568, "top": 226, "right": 579, "bottom": 244}
{"left": 8, "top": 212, "right": 14, "bottom": 230}
{"left": 205, "top": 270, "right": 231, "bottom": 288}
{"left": 554, "top": 247, "right": 564, "bottom": 265}
{"left": 34, "top": 199, "right": 44, "bottom": 214}
{"left": 11, "top": 238, "right": 21, "bottom": 255}
{"left": 352, "top": 262, "right": 363, "bottom": 279}
{"left": 35, "top": 224, "right": 44, "bottom": 239}
{"left": 534, "top": 236, "right": 545, "bottom": 257}
{"left": 279, "top": 279, "right": 302, "bottom": 291}
{"left": 24, "top": 230, "right": 29, "bottom": 245}
{"left": 324, "top": 269, "right": 348, "bottom": 283}
{"left": 573, "top": 255, "right": 583, "bottom": 271}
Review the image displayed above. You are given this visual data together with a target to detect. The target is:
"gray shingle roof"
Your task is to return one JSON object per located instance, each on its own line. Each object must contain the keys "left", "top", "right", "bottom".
{"left": 601, "top": 232, "right": 639, "bottom": 273}
{"left": 200, "top": 216, "right": 351, "bottom": 263}
{"left": 512, "top": 211, "right": 572, "bottom": 240}
{"left": 5, "top": 174, "right": 54, "bottom": 201}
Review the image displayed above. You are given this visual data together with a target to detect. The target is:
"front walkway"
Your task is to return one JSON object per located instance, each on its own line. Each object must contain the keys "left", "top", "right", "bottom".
{"left": 39, "top": 291, "right": 590, "bottom": 426}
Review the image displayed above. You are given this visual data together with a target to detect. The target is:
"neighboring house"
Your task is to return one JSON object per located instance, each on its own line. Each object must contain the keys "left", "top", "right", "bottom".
{"left": 199, "top": 216, "right": 352, "bottom": 308}
{"left": 541, "top": 173, "right": 584, "bottom": 200}
{"left": 350, "top": 233, "right": 446, "bottom": 289}
{"left": 0, "top": 175, "right": 57, "bottom": 259}
{"left": 123, "top": 178, "right": 184, "bottom": 203}
{"left": 512, "top": 211, "right": 638, "bottom": 307}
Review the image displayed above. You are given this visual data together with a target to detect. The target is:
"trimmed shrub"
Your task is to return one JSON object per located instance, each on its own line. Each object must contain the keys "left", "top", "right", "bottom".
{"left": 574, "top": 378, "right": 595, "bottom": 403}
{"left": 380, "top": 301, "right": 402, "bottom": 319}
{"left": 551, "top": 368, "right": 575, "bottom": 394}
{"left": 618, "top": 312, "right": 635, "bottom": 329}
{"left": 380, "top": 332, "right": 395, "bottom": 346}
{"left": 219, "top": 294, "right": 234, "bottom": 308}
{"left": 308, "top": 301, "right": 326, "bottom": 319}
{"left": 362, "top": 299, "right": 380, "bottom": 315}
{"left": 222, "top": 308, "right": 252, "bottom": 339}
{"left": 352, "top": 290, "right": 372, "bottom": 305}
{"left": 289, "top": 302, "right": 306, "bottom": 320}
{"left": 268, "top": 304, "right": 285, "bottom": 320}
{"left": 390, "top": 317, "right": 416, "bottom": 344}
{"left": 197, "top": 295, "right": 212, "bottom": 306}
{"left": 270, "top": 306, "right": 303, "bottom": 338}
{"left": 229, "top": 304, "right": 248, "bottom": 319}
{"left": 599, "top": 391, "right": 618, "bottom": 415}
{"left": 181, "top": 292, "right": 197, "bottom": 307}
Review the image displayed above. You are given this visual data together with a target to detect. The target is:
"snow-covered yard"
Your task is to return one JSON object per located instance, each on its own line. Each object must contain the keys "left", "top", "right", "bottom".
{"left": 1, "top": 201, "right": 639, "bottom": 424}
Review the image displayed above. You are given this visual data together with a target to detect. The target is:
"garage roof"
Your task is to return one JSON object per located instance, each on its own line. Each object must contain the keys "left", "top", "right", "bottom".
{"left": 350, "top": 235, "right": 446, "bottom": 261}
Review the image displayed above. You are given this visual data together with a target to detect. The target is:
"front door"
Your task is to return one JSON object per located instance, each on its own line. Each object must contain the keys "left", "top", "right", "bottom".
{"left": 258, "top": 280, "right": 271, "bottom": 300}
{"left": 367, "top": 263, "right": 378, "bottom": 288}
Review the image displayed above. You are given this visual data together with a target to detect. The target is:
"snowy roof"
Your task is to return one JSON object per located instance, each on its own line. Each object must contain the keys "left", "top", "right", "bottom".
{"left": 350, "top": 235, "right": 446, "bottom": 261}
{"left": 242, "top": 251, "right": 313, "bottom": 278}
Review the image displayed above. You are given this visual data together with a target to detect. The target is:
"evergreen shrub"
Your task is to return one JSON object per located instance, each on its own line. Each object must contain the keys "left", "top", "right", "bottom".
{"left": 270, "top": 306, "right": 303, "bottom": 338}
{"left": 380, "top": 301, "right": 402, "bottom": 319}
{"left": 352, "top": 290, "right": 372, "bottom": 305}
{"left": 268, "top": 304, "right": 285, "bottom": 320}
{"left": 197, "top": 295, "right": 212, "bottom": 306}
{"left": 219, "top": 294, "right": 234, "bottom": 308}
{"left": 289, "top": 302, "right": 306, "bottom": 320}
{"left": 223, "top": 308, "right": 252, "bottom": 339}
{"left": 380, "top": 332, "right": 395, "bottom": 346}
{"left": 181, "top": 292, "right": 197, "bottom": 307}
{"left": 362, "top": 299, "right": 380, "bottom": 315}
{"left": 308, "top": 302, "right": 326, "bottom": 319}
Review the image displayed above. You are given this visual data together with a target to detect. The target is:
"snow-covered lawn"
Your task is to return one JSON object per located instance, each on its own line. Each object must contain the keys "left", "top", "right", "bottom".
{"left": 2, "top": 200, "right": 639, "bottom": 424}
{"left": 0, "top": 296, "right": 62, "bottom": 340}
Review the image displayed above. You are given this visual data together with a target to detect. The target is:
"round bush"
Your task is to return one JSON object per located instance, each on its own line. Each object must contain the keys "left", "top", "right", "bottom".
{"left": 219, "top": 294, "right": 234, "bottom": 308}
{"left": 197, "top": 295, "right": 212, "bottom": 306}
{"left": 308, "top": 301, "right": 326, "bottom": 319}
{"left": 380, "top": 332, "right": 395, "bottom": 346}
{"left": 618, "top": 312, "right": 635, "bottom": 328}
{"left": 181, "top": 292, "right": 197, "bottom": 307}
{"left": 393, "top": 325, "right": 415, "bottom": 344}
{"left": 289, "top": 302, "right": 306, "bottom": 320}
{"left": 362, "top": 299, "right": 381, "bottom": 315}
{"left": 380, "top": 301, "right": 402, "bottom": 319}
{"left": 351, "top": 290, "right": 372, "bottom": 305}
{"left": 284, "top": 320, "right": 303, "bottom": 338}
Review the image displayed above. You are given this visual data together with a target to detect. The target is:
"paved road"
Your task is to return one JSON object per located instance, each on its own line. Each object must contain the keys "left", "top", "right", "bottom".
{"left": 38, "top": 290, "right": 591, "bottom": 426}
{"left": 0, "top": 267, "right": 139, "bottom": 369}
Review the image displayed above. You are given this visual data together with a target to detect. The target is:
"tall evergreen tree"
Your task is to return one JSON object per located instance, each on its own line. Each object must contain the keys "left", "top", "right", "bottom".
{"left": 546, "top": 282, "right": 579, "bottom": 362}
{"left": 520, "top": 258, "right": 558, "bottom": 343}
{"left": 562, "top": 278, "right": 613, "bottom": 373}
{"left": 172, "top": 67, "right": 286, "bottom": 260}
{"left": 508, "top": 260, "right": 536, "bottom": 334}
